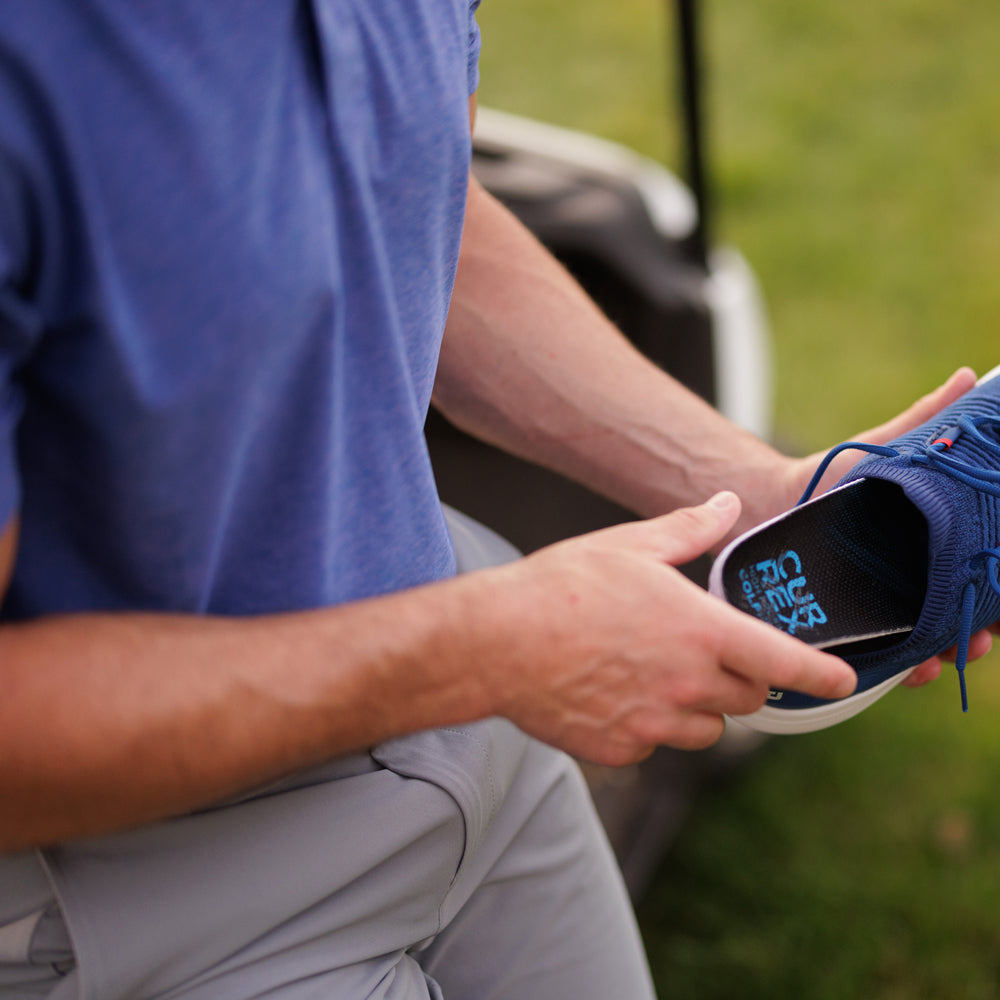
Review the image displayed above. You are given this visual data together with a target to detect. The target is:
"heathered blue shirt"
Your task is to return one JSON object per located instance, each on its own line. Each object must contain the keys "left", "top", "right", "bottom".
{"left": 0, "top": 0, "right": 481, "bottom": 617}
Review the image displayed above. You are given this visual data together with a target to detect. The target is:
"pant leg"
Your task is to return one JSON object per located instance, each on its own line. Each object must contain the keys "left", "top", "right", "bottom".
{"left": 40, "top": 756, "right": 468, "bottom": 1000}
{"left": 41, "top": 729, "right": 652, "bottom": 1000}
{"left": 35, "top": 510, "right": 653, "bottom": 999}
{"left": 0, "top": 854, "right": 72, "bottom": 999}
{"left": 432, "top": 508, "right": 656, "bottom": 999}
{"left": 416, "top": 736, "right": 656, "bottom": 1000}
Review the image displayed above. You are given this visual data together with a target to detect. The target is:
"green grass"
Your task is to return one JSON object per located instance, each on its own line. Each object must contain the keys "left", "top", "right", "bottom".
{"left": 636, "top": 660, "right": 1000, "bottom": 999}
{"left": 477, "top": 2, "right": 1000, "bottom": 995}
{"left": 478, "top": 0, "right": 1000, "bottom": 448}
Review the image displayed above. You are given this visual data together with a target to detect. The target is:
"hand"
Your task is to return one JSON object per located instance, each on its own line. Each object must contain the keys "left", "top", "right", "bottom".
{"left": 789, "top": 366, "right": 978, "bottom": 501}
{"left": 483, "top": 492, "right": 856, "bottom": 765}
{"left": 901, "top": 626, "right": 998, "bottom": 688}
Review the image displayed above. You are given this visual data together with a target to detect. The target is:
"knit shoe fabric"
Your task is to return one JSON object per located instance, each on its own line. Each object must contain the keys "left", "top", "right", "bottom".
{"left": 709, "top": 365, "right": 1000, "bottom": 733}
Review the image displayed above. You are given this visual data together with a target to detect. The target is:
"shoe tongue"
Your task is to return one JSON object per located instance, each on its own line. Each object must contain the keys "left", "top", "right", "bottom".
{"left": 841, "top": 454, "right": 960, "bottom": 542}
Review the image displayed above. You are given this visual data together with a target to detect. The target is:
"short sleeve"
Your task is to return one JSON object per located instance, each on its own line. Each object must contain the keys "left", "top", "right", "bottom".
{"left": 467, "top": 0, "right": 482, "bottom": 95}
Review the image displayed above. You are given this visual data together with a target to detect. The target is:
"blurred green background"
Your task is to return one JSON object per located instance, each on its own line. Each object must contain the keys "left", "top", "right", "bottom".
{"left": 477, "top": 1, "right": 1000, "bottom": 996}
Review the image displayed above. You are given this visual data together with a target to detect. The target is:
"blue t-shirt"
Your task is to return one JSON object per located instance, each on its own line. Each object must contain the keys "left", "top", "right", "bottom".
{"left": 0, "top": 0, "right": 482, "bottom": 617}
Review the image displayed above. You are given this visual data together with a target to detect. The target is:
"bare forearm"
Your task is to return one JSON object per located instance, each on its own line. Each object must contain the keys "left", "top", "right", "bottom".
{"left": 0, "top": 578, "right": 495, "bottom": 852}
{"left": 435, "top": 179, "right": 796, "bottom": 531}
{"left": 1, "top": 501, "right": 862, "bottom": 853}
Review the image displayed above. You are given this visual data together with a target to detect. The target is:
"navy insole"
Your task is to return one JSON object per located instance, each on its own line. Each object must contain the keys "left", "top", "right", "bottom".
{"left": 721, "top": 479, "right": 928, "bottom": 652}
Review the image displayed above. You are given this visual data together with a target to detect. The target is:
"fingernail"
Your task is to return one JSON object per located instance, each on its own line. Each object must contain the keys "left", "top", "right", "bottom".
{"left": 708, "top": 491, "right": 738, "bottom": 511}
{"left": 833, "top": 668, "right": 857, "bottom": 699}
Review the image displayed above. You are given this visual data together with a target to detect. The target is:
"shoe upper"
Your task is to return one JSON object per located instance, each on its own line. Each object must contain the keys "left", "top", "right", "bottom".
{"left": 835, "top": 449, "right": 1000, "bottom": 701}
{"left": 714, "top": 371, "right": 1000, "bottom": 714}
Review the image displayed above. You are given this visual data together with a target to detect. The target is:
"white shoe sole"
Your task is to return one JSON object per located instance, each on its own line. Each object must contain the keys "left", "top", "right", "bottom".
{"left": 978, "top": 362, "right": 1000, "bottom": 386}
{"left": 727, "top": 665, "right": 917, "bottom": 734}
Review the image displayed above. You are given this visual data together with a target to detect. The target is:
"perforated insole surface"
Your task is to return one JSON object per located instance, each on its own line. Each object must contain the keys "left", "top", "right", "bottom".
{"left": 720, "top": 479, "right": 928, "bottom": 653}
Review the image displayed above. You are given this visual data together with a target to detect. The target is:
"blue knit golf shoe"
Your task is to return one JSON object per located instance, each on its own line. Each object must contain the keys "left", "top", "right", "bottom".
{"left": 710, "top": 365, "right": 1000, "bottom": 734}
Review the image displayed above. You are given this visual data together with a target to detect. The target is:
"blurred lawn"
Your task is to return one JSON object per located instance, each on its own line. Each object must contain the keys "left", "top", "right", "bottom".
{"left": 477, "top": 0, "right": 1000, "bottom": 447}
{"left": 636, "top": 668, "right": 1000, "bottom": 1000}
{"left": 477, "top": 1, "right": 1000, "bottom": 996}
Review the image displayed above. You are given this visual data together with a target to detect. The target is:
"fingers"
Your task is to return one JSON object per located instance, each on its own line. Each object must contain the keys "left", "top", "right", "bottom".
{"left": 600, "top": 507, "right": 858, "bottom": 703}
{"left": 658, "top": 712, "right": 727, "bottom": 752}
{"left": 799, "top": 367, "right": 980, "bottom": 499}
{"left": 610, "top": 491, "right": 743, "bottom": 566}
{"left": 936, "top": 628, "right": 994, "bottom": 664}
{"left": 589, "top": 712, "right": 728, "bottom": 763}
{"left": 698, "top": 670, "right": 771, "bottom": 718}
{"left": 900, "top": 659, "right": 943, "bottom": 688}
{"left": 967, "top": 628, "right": 993, "bottom": 661}
{"left": 857, "top": 367, "right": 977, "bottom": 447}
{"left": 712, "top": 601, "right": 857, "bottom": 701}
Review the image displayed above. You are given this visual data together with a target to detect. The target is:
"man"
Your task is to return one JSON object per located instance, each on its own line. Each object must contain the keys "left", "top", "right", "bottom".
{"left": 0, "top": 2, "right": 987, "bottom": 997}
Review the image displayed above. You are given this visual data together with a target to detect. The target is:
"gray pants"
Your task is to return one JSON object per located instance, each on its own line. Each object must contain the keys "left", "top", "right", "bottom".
{"left": 0, "top": 509, "right": 656, "bottom": 999}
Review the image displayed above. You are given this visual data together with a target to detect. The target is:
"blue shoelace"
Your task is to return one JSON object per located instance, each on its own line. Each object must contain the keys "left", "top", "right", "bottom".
{"left": 797, "top": 414, "right": 1000, "bottom": 713}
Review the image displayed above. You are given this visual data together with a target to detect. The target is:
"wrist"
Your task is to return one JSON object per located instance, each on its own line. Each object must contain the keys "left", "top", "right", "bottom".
{"left": 699, "top": 451, "right": 806, "bottom": 554}
{"left": 399, "top": 571, "right": 514, "bottom": 726}
{"left": 440, "top": 557, "right": 552, "bottom": 725}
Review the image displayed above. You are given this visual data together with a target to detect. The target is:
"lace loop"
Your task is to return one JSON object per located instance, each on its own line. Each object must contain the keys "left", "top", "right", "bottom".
{"left": 796, "top": 441, "right": 899, "bottom": 506}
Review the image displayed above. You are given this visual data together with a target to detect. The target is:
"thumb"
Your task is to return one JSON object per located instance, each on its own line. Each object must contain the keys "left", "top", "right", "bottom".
{"left": 858, "top": 367, "right": 976, "bottom": 447}
{"left": 646, "top": 491, "right": 743, "bottom": 566}
{"left": 798, "top": 367, "right": 978, "bottom": 498}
